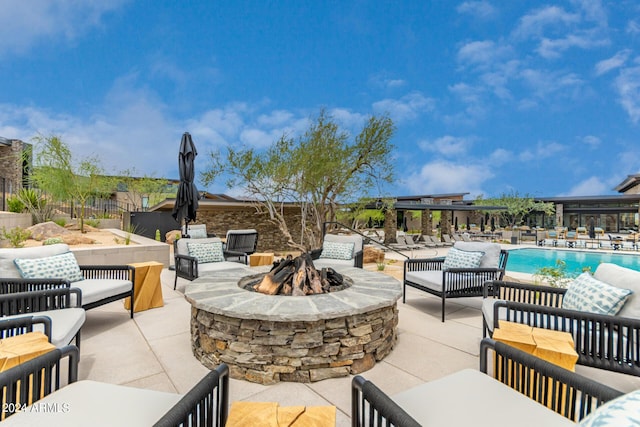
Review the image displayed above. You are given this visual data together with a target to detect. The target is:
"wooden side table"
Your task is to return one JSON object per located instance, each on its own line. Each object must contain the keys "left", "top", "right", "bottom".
{"left": 0, "top": 332, "right": 55, "bottom": 372}
{"left": 249, "top": 252, "right": 275, "bottom": 267}
{"left": 125, "top": 261, "right": 164, "bottom": 313}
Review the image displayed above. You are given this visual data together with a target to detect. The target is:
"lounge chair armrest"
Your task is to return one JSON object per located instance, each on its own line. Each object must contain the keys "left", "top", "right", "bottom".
{"left": 0, "top": 345, "right": 79, "bottom": 419}
{"left": 223, "top": 249, "right": 248, "bottom": 264}
{"left": 0, "top": 315, "right": 53, "bottom": 342}
{"left": 79, "top": 265, "right": 135, "bottom": 282}
{"left": 404, "top": 257, "right": 445, "bottom": 273}
{"left": 0, "top": 278, "right": 70, "bottom": 294}
{"left": 480, "top": 338, "right": 622, "bottom": 422}
{"left": 353, "top": 250, "right": 363, "bottom": 268}
{"left": 483, "top": 280, "right": 566, "bottom": 305}
{"left": 175, "top": 254, "right": 198, "bottom": 281}
{"left": 154, "top": 364, "right": 229, "bottom": 427}
{"left": 351, "top": 376, "right": 421, "bottom": 427}
{"left": 0, "top": 287, "right": 83, "bottom": 315}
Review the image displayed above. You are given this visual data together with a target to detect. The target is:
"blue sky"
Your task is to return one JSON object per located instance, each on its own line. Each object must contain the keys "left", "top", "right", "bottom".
{"left": 2, "top": 1, "right": 640, "bottom": 200}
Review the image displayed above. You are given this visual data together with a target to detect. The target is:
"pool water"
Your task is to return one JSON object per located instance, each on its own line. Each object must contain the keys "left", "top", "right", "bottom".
{"left": 507, "top": 248, "right": 640, "bottom": 275}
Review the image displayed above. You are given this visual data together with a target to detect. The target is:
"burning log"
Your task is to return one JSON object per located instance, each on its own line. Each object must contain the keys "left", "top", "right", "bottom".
{"left": 253, "top": 253, "right": 344, "bottom": 296}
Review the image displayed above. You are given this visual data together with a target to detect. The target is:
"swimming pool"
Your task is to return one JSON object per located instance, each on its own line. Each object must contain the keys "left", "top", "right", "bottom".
{"left": 507, "top": 248, "right": 640, "bottom": 274}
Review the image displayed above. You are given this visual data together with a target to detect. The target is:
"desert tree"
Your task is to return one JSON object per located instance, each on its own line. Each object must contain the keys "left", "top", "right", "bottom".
{"left": 29, "top": 135, "right": 112, "bottom": 232}
{"left": 202, "top": 110, "right": 395, "bottom": 251}
{"left": 475, "top": 190, "right": 555, "bottom": 228}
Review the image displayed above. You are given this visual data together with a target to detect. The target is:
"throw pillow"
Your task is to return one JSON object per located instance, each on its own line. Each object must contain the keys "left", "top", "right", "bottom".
{"left": 187, "top": 241, "right": 224, "bottom": 263}
{"left": 562, "top": 272, "right": 632, "bottom": 316}
{"left": 319, "top": 241, "right": 355, "bottom": 260}
{"left": 443, "top": 247, "right": 484, "bottom": 269}
{"left": 578, "top": 389, "right": 640, "bottom": 426}
{"left": 188, "top": 228, "right": 208, "bottom": 239}
{"left": 14, "top": 251, "right": 84, "bottom": 282}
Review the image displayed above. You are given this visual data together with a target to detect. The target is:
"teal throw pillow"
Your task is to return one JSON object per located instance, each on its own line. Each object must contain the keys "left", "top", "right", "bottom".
{"left": 320, "top": 241, "right": 355, "bottom": 260}
{"left": 14, "top": 251, "right": 84, "bottom": 282}
{"left": 443, "top": 247, "right": 484, "bottom": 269}
{"left": 187, "top": 241, "right": 224, "bottom": 263}
{"left": 562, "top": 272, "right": 632, "bottom": 316}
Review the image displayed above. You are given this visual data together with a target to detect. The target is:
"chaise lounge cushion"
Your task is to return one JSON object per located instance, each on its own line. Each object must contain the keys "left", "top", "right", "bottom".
{"left": 3, "top": 308, "right": 85, "bottom": 348}
{"left": 0, "top": 244, "right": 70, "bottom": 279}
{"left": 593, "top": 263, "right": 640, "bottom": 319}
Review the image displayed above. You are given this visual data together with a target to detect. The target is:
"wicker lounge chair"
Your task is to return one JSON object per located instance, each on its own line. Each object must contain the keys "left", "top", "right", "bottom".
{"left": 352, "top": 338, "right": 623, "bottom": 426}
{"left": 224, "top": 229, "right": 259, "bottom": 263}
{"left": 404, "top": 241, "right": 509, "bottom": 321}
{"left": 482, "top": 262, "right": 640, "bottom": 376}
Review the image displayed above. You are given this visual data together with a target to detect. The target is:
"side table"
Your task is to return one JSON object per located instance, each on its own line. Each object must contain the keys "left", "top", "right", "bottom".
{"left": 249, "top": 252, "right": 275, "bottom": 267}
{"left": 125, "top": 261, "right": 164, "bottom": 313}
{"left": 0, "top": 332, "right": 55, "bottom": 372}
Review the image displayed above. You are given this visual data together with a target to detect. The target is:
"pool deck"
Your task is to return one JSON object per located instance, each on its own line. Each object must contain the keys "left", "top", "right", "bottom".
{"left": 76, "top": 242, "right": 640, "bottom": 426}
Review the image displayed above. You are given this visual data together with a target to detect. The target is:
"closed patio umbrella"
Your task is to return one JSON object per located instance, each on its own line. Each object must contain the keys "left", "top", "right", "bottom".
{"left": 480, "top": 218, "right": 485, "bottom": 233}
{"left": 454, "top": 217, "right": 458, "bottom": 231}
{"left": 172, "top": 132, "right": 199, "bottom": 237}
{"left": 491, "top": 217, "right": 495, "bottom": 232}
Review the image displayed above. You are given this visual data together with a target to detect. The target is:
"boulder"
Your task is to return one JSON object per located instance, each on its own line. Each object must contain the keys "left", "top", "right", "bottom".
{"left": 27, "top": 222, "right": 70, "bottom": 241}
{"left": 166, "top": 230, "right": 182, "bottom": 245}
{"left": 363, "top": 246, "right": 385, "bottom": 264}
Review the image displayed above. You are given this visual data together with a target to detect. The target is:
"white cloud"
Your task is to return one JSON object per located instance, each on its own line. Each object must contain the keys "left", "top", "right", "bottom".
{"left": 614, "top": 66, "right": 640, "bottom": 123}
{"left": 372, "top": 92, "right": 435, "bottom": 123}
{"left": 0, "top": 0, "right": 129, "bottom": 56}
{"left": 513, "top": 6, "right": 580, "bottom": 40}
{"left": 457, "top": 40, "right": 511, "bottom": 69}
{"left": 536, "top": 32, "right": 608, "bottom": 59}
{"left": 595, "top": 49, "right": 631, "bottom": 76}
{"left": 368, "top": 73, "right": 407, "bottom": 90}
{"left": 489, "top": 148, "right": 512, "bottom": 165}
{"left": 518, "top": 141, "right": 566, "bottom": 162}
{"left": 627, "top": 20, "right": 640, "bottom": 35}
{"left": 418, "top": 135, "right": 471, "bottom": 157}
{"left": 519, "top": 68, "right": 583, "bottom": 98}
{"left": 405, "top": 160, "right": 493, "bottom": 198}
{"left": 457, "top": 1, "right": 497, "bottom": 20}
{"left": 581, "top": 135, "right": 601, "bottom": 148}
{"left": 561, "top": 176, "right": 609, "bottom": 196}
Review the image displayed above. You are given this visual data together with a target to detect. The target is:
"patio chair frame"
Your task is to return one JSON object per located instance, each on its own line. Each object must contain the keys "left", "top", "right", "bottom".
{"left": 403, "top": 250, "right": 509, "bottom": 321}
{"left": 483, "top": 280, "right": 640, "bottom": 376}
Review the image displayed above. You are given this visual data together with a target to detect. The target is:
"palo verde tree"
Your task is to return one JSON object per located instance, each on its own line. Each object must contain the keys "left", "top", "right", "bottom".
{"left": 30, "top": 135, "right": 112, "bottom": 232}
{"left": 202, "top": 110, "right": 396, "bottom": 251}
{"left": 475, "top": 190, "right": 555, "bottom": 228}
{"left": 116, "top": 168, "right": 170, "bottom": 211}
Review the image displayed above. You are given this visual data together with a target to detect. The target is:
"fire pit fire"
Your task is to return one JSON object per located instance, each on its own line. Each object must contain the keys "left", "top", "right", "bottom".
{"left": 240, "top": 253, "right": 351, "bottom": 296}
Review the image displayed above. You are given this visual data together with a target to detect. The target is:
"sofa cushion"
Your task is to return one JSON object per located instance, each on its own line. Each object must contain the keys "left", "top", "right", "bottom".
{"left": 594, "top": 263, "right": 640, "bottom": 319}
{"left": 14, "top": 251, "right": 84, "bottom": 283}
{"left": 3, "top": 308, "right": 86, "bottom": 348}
{"left": 405, "top": 270, "right": 444, "bottom": 292}
{"left": 72, "top": 279, "right": 132, "bottom": 306}
{"left": 579, "top": 389, "right": 640, "bottom": 426}
{"left": 187, "top": 241, "right": 224, "bottom": 263}
{"left": 452, "top": 242, "right": 501, "bottom": 268}
{"left": 313, "top": 258, "right": 354, "bottom": 269}
{"left": 562, "top": 272, "right": 632, "bottom": 316}
{"left": 0, "top": 244, "right": 70, "bottom": 279}
{"left": 319, "top": 241, "right": 354, "bottom": 260}
{"left": 198, "top": 262, "right": 251, "bottom": 274}
{"left": 443, "top": 247, "right": 484, "bottom": 269}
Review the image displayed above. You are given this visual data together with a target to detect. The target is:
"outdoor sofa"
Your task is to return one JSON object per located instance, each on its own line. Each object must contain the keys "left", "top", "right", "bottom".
{"left": 0, "top": 345, "right": 229, "bottom": 425}
{"left": 0, "top": 243, "right": 135, "bottom": 318}
{"left": 483, "top": 262, "right": 640, "bottom": 377}
{"left": 352, "top": 338, "right": 628, "bottom": 426}
{"left": 173, "top": 236, "right": 251, "bottom": 288}
{"left": 403, "top": 241, "right": 509, "bottom": 321}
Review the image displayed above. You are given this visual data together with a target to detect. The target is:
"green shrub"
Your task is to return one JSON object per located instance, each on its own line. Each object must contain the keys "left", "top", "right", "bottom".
{"left": 533, "top": 260, "right": 576, "bottom": 288}
{"left": 85, "top": 219, "right": 101, "bottom": 228}
{"left": 43, "top": 237, "right": 64, "bottom": 245}
{"left": 155, "top": 229, "right": 161, "bottom": 241}
{"left": 1, "top": 226, "right": 32, "bottom": 248}
{"left": 6, "top": 196, "right": 25, "bottom": 213}
{"left": 53, "top": 218, "right": 67, "bottom": 227}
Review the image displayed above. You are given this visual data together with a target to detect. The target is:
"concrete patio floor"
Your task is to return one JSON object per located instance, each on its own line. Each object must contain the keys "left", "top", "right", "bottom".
{"left": 77, "top": 245, "right": 640, "bottom": 426}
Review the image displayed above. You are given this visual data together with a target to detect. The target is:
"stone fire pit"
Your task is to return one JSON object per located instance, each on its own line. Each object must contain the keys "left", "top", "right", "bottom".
{"left": 184, "top": 266, "right": 402, "bottom": 384}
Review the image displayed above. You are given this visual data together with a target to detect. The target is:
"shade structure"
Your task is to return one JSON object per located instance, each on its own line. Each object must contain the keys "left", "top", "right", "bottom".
{"left": 172, "top": 132, "right": 199, "bottom": 237}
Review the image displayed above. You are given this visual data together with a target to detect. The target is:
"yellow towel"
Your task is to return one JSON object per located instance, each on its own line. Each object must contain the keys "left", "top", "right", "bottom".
{"left": 277, "top": 405, "right": 305, "bottom": 426}
{"left": 291, "top": 406, "right": 336, "bottom": 427}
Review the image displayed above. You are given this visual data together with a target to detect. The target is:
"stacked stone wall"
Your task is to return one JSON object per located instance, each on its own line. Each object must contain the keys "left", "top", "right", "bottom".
{"left": 191, "top": 304, "right": 398, "bottom": 385}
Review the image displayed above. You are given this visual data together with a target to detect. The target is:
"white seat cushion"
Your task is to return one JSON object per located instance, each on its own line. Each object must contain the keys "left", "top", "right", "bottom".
{"left": 405, "top": 270, "right": 444, "bottom": 292}
{"left": 313, "top": 258, "right": 354, "bottom": 269}
{"left": 3, "top": 308, "right": 85, "bottom": 347}
{"left": 73, "top": 279, "right": 132, "bottom": 305}
{"left": 198, "top": 261, "right": 251, "bottom": 273}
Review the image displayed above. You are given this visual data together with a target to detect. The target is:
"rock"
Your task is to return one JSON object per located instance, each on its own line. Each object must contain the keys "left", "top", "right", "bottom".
{"left": 363, "top": 246, "right": 384, "bottom": 263}
{"left": 166, "top": 230, "right": 182, "bottom": 245}
{"left": 27, "top": 221, "right": 69, "bottom": 241}
{"left": 350, "top": 353, "right": 376, "bottom": 374}
{"left": 61, "top": 235, "right": 96, "bottom": 245}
